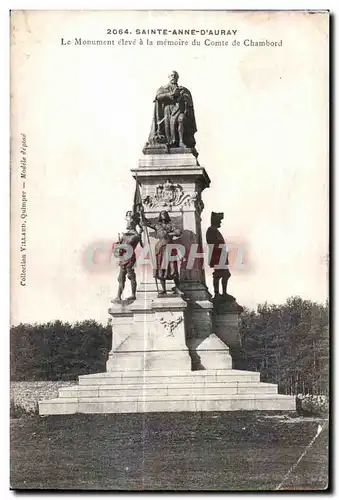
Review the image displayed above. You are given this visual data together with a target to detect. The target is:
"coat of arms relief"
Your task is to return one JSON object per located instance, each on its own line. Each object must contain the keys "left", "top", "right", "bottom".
{"left": 142, "top": 179, "right": 204, "bottom": 213}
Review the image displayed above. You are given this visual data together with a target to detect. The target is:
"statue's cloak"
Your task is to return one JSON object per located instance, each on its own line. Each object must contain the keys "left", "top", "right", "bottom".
{"left": 147, "top": 84, "right": 197, "bottom": 148}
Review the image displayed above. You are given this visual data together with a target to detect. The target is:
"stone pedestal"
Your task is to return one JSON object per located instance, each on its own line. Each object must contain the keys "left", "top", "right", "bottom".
{"left": 107, "top": 295, "right": 190, "bottom": 372}
{"left": 196, "top": 334, "right": 233, "bottom": 370}
{"left": 132, "top": 152, "right": 213, "bottom": 348}
{"left": 39, "top": 288, "right": 296, "bottom": 416}
{"left": 213, "top": 298, "right": 244, "bottom": 349}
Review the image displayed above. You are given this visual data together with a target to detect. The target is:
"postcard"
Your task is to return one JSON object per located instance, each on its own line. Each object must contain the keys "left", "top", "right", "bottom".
{"left": 10, "top": 10, "right": 329, "bottom": 491}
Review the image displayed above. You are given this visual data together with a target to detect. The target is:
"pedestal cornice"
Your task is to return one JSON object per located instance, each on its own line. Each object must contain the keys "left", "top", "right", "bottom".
{"left": 131, "top": 165, "right": 210, "bottom": 189}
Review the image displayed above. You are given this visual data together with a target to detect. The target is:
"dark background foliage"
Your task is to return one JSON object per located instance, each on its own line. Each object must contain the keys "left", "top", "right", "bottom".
{"left": 10, "top": 319, "right": 112, "bottom": 381}
{"left": 10, "top": 296, "right": 329, "bottom": 394}
{"left": 237, "top": 296, "right": 329, "bottom": 395}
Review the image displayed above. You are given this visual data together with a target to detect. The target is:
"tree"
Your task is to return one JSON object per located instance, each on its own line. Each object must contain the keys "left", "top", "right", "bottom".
{"left": 239, "top": 297, "right": 329, "bottom": 395}
{"left": 10, "top": 320, "right": 112, "bottom": 381}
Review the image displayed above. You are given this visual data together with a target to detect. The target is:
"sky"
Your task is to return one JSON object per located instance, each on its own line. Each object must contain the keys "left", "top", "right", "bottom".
{"left": 10, "top": 10, "right": 329, "bottom": 325}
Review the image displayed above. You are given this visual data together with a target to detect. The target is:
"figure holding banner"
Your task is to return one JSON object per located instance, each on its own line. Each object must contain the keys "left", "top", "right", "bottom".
{"left": 141, "top": 210, "right": 183, "bottom": 295}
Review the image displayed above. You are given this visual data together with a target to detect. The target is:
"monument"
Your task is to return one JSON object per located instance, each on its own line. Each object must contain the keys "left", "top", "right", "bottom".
{"left": 39, "top": 71, "right": 296, "bottom": 414}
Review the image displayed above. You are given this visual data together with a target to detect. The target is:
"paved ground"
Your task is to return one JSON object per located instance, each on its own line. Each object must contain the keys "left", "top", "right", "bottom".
{"left": 10, "top": 412, "right": 328, "bottom": 491}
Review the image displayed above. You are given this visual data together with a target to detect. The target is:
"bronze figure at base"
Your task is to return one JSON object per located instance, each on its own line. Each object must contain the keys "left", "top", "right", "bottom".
{"left": 141, "top": 210, "right": 183, "bottom": 296}
{"left": 206, "top": 211, "right": 235, "bottom": 302}
{"left": 112, "top": 211, "right": 143, "bottom": 304}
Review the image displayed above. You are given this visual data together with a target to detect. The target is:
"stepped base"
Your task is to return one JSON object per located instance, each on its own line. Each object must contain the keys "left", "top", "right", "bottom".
{"left": 39, "top": 370, "right": 296, "bottom": 415}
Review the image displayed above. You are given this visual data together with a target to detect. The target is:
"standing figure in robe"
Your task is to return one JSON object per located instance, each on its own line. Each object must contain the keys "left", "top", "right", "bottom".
{"left": 145, "top": 70, "right": 197, "bottom": 150}
{"left": 141, "top": 210, "right": 183, "bottom": 295}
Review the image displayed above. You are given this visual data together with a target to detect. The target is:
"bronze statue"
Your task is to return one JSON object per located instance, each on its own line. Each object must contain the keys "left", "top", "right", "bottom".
{"left": 112, "top": 211, "right": 143, "bottom": 304}
{"left": 141, "top": 210, "right": 182, "bottom": 295}
{"left": 145, "top": 70, "right": 197, "bottom": 150}
{"left": 206, "top": 212, "right": 234, "bottom": 301}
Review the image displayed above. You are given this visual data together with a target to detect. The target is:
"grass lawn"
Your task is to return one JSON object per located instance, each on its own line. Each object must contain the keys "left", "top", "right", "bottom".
{"left": 10, "top": 412, "right": 328, "bottom": 491}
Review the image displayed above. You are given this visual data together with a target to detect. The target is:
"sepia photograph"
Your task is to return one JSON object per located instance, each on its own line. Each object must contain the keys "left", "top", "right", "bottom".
{"left": 10, "top": 9, "right": 329, "bottom": 491}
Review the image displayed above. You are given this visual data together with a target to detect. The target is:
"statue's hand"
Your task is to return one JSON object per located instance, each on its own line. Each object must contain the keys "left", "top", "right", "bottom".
{"left": 171, "top": 88, "right": 181, "bottom": 98}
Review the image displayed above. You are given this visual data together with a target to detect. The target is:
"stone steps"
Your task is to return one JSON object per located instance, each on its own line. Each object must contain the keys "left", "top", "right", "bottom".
{"left": 78, "top": 369, "right": 261, "bottom": 385}
{"left": 59, "top": 382, "right": 278, "bottom": 398}
{"left": 39, "top": 393, "right": 295, "bottom": 415}
{"left": 38, "top": 369, "right": 296, "bottom": 415}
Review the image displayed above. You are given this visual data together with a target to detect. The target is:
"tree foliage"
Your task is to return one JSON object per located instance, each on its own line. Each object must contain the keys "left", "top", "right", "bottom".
{"left": 10, "top": 320, "right": 112, "bottom": 381}
{"left": 239, "top": 296, "right": 329, "bottom": 395}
